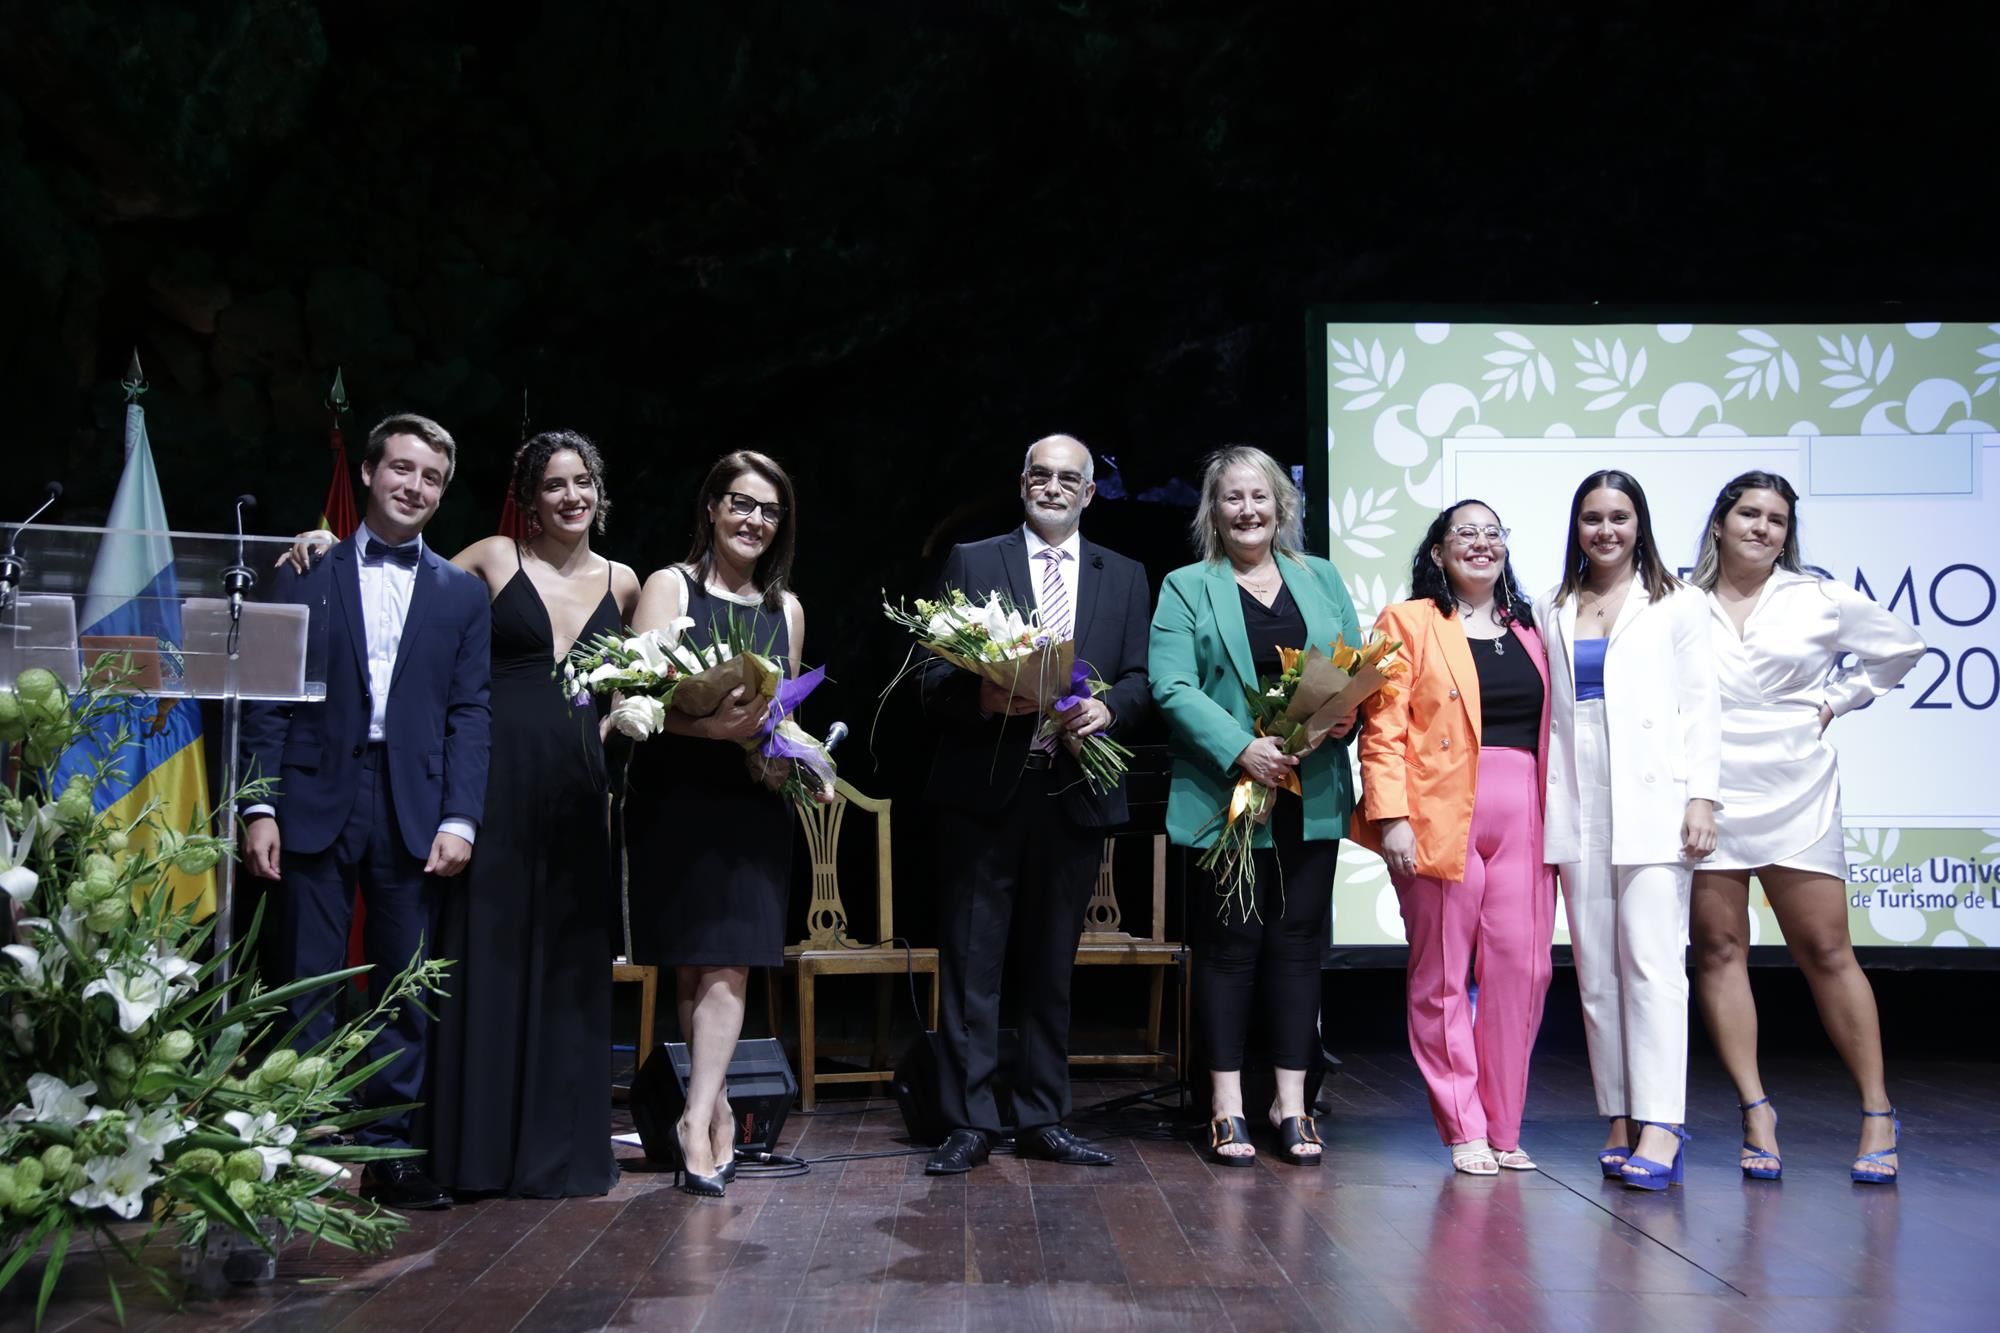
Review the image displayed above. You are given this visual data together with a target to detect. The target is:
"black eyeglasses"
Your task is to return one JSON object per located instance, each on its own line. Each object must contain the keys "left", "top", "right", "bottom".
{"left": 1025, "top": 465, "right": 1087, "bottom": 493}
{"left": 721, "top": 491, "right": 786, "bottom": 524}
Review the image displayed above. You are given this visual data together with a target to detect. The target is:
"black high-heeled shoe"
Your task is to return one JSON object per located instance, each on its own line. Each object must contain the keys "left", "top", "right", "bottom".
{"left": 673, "top": 1123, "right": 727, "bottom": 1198}
{"left": 1273, "top": 1114, "right": 1323, "bottom": 1167}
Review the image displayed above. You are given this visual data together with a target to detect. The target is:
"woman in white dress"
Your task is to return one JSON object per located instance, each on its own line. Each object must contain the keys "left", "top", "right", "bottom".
{"left": 1540, "top": 470, "right": 1720, "bottom": 1190}
{"left": 1688, "top": 471, "right": 1924, "bottom": 1184}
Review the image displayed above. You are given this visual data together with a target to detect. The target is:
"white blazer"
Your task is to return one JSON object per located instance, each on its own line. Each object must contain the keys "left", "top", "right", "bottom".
{"left": 1539, "top": 580, "right": 1722, "bottom": 867}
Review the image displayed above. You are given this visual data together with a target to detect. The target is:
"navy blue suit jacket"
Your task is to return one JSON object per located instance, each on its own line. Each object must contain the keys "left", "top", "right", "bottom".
{"left": 920, "top": 529, "right": 1151, "bottom": 828}
{"left": 241, "top": 535, "right": 493, "bottom": 862}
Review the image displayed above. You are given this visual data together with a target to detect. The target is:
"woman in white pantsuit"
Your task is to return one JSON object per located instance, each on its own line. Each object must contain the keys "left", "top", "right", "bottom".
{"left": 1539, "top": 470, "right": 1720, "bottom": 1191}
{"left": 1688, "top": 472, "right": 1923, "bottom": 1184}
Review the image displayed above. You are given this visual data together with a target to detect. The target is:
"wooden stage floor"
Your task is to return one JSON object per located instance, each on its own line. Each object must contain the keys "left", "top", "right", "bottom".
{"left": 10, "top": 1042, "right": 1997, "bottom": 1332}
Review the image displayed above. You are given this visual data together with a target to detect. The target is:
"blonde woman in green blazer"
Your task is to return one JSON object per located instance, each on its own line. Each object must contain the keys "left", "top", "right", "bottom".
{"left": 1149, "top": 446, "right": 1360, "bottom": 1167}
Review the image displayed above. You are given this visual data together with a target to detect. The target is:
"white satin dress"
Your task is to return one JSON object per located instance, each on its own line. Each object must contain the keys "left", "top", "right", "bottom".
{"left": 1706, "top": 570, "right": 1925, "bottom": 877}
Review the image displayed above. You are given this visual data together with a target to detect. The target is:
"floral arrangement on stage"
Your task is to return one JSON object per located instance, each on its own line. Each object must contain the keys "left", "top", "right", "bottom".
{"left": 1197, "top": 632, "right": 1405, "bottom": 919}
{"left": 559, "top": 617, "right": 838, "bottom": 807}
{"left": 881, "top": 587, "right": 1133, "bottom": 794}
{"left": 0, "top": 666, "right": 445, "bottom": 1323}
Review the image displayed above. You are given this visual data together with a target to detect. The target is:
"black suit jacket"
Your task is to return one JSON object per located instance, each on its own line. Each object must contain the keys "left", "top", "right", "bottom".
{"left": 920, "top": 529, "right": 1151, "bottom": 827}
{"left": 241, "top": 535, "right": 493, "bottom": 861}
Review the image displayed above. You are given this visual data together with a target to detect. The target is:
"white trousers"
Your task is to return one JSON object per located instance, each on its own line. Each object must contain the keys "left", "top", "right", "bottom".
{"left": 1558, "top": 699, "right": 1692, "bottom": 1124}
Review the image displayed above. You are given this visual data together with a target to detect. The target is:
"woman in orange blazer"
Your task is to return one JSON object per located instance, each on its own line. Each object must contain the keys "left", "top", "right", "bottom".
{"left": 1352, "top": 500, "right": 1555, "bottom": 1175}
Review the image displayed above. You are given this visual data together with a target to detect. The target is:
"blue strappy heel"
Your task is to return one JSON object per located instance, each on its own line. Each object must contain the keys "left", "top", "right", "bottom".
{"left": 1598, "top": 1116, "right": 1634, "bottom": 1179}
{"left": 1621, "top": 1123, "right": 1689, "bottom": 1191}
{"left": 1739, "top": 1097, "right": 1782, "bottom": 1181}
{"left": 1852, "top": 1108, "right": 1900, "bottom": 1184}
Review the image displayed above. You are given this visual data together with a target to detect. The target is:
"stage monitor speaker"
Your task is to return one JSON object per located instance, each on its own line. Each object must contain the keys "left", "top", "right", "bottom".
{"left": 630, "top": 1038, "right": 798, "bottom": 1166}
{"left": 891, "top": 1029, "right": 1019, "bottom": 1146}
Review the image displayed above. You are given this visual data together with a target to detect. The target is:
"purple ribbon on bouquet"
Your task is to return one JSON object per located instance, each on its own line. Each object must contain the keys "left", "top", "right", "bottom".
{"left": 1050, "top": 659, "right": 1093, "bottom": 718}
{"left": 757, "top": 664, "right": 835, "bottom": 781}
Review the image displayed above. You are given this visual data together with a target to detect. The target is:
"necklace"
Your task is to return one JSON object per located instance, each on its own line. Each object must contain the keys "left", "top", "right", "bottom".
{"left": 1235, "top": 565, "right": 1281, "bottom": 597}
{"left": 1582, "top": 580, "right": 1630, "bottom": 621}
{"left": 1459, "top": 602, "right": 1506, "bottom": 654}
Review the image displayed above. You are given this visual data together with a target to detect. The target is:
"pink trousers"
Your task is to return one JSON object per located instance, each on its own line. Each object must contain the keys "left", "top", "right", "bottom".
{"left": 1393, "top": 747, "right": 1555, "bottom": 1149}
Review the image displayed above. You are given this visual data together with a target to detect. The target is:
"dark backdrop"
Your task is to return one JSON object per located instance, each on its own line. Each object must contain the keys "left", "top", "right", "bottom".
{"left": 2, "top": 1, "right": 1995, "bottom": 990}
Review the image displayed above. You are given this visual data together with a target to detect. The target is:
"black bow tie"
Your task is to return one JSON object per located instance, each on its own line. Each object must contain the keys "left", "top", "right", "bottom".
{"left": 363, "top": 539, "right": 420, "bottom": 569}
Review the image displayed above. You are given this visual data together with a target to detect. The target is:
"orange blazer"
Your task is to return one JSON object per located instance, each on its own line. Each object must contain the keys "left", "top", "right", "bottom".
{"left": 1349, "top": 599, "right": 1552, "bottom": 883}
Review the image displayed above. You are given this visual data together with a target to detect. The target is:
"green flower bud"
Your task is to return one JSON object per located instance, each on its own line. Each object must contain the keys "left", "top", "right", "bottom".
{"left": 288, "top": 1056, "right": 329, "bottom": 1090}
{"left": 172, "top": 840, "right": 223, "bottom": 875}
{"left": 157, "top": 1029, "right": 196, "bottom": 1063}
{"left": 0, "top": 688, "right": 23, "bottom": 742}
{"left": 86, "top": 895, "right": 129, "bottom": 932}
{"left": 177, "top": 1147, "right": 225, "bottom": 1176}
{"left": 102, "top": 1074, "right": 132, "bottom": 1104}
{"left": 54, "top": 785, "right": 93, "bottom": 827}
{"left": 67, "top": 881, "right": 93, "bottom": 912}
{"left": 37, "top": 1144, "right": 72, "bottom": 1177}
{"left": 0, "top": 1168, "right": 15, "bottom": 1209}
{"left": 14, "top": 668, "right": 65, "bottom": 723}
{"left": 226, "top": 1178, "right": 257, "bottom": 1209}
{"left": 105, "top": 1044, "right": 139, "bottom": 1079}
{"left": 60, "top": 1166, "right": 85, "bottom": 1194}
{"left": 22, "top": 732, "right": 59, "bottom": 771}
{"left": 104, "top": 828, "right": 131, "bottom": 855}
{"left": 259, "top": 1049, "right": 299, "bottom": 1082}
{"left": 13, "top": 1158, "right": 43, "bottom": 1192}
{"left": 225, "top": 1149, "right": 265, "bottom": 1184}
{"left": 84, "top": 852, "right": 119, "bottom": 888}
{"left": 242, "top": 1070, "right": 269, "bottom": 1096}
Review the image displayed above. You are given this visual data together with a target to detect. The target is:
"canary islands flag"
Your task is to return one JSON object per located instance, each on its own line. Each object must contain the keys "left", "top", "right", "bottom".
{"left": 53, "top": 399, "right": 216, "bottom": 918}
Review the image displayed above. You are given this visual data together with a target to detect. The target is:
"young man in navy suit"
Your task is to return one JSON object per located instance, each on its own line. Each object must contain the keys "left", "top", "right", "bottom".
{"left": 920, "top": 433, "right": 1152, "bottom": 1175}
{"left": 242, "top": 413, "right": 492, "bottom": 1210}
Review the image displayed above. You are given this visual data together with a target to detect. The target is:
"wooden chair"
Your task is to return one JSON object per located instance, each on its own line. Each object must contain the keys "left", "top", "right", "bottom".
{"left": 1071, "top": 831, "right": 1186, "bottom": 1077}
{"left": 609, "top": 959, "right": 658, "bottom": 1101}
{"left": 766, "top": 778, "right": 940, "bottom": 1110}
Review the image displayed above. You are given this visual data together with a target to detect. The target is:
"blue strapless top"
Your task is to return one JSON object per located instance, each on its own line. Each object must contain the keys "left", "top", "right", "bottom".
{"left": 1573, "top": 636, "right": 1607, "bottom": 701}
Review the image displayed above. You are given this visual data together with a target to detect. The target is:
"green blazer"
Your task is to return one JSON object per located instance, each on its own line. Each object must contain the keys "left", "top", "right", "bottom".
{"left": 1149, "top": 554, "right": 1361, "bottom": 849}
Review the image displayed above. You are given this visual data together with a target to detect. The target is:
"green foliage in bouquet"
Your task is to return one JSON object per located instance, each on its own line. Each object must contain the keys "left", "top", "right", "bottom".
{"left": 1, "top": 667, "right": 447, "bottom": 1324}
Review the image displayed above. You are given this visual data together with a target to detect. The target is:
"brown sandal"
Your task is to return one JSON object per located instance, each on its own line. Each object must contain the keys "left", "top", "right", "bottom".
{"left": 1207, "top": 1115, "right": 1256, "bottom": 1167}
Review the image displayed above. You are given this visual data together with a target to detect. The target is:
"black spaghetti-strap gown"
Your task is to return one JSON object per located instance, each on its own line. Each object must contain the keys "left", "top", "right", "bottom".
{"left": 626, "top": 573, "right": 794, "bottom": 968}
{"left": 428, "top": 556, "right": 620, "bottom": 1197}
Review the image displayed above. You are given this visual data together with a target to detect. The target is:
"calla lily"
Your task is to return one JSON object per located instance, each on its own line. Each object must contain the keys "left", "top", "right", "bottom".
{"left": 293, "top": 1153, "right": 345, "bottom": 1179}
{"left": 2, "top": 942, "right": 52, "bottom": 986}
{"left": 124, "top": 1104, "right": 196, "bottom": 1161}
{"left": 7, "top": 1072, "right": 105, "bottom": 1127}
{"left": 0, "top": 864, "right": 36, "bottom": 904}
{"left": 70, "top": 1145, "right": 160, "bottom": 1220}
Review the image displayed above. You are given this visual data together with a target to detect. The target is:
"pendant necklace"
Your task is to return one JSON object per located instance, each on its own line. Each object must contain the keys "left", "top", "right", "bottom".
{"left": 1460, "top": 603, "right": 1504, "bottom": 654}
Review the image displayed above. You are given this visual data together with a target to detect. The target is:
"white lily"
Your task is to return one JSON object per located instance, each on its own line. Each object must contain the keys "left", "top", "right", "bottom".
{"left": 70, "top": 1145, "right": 161, "bottom": 1220}
{"left": 83, "top": 963, "right": 174, "bottom": 1033}
{"left": 222, "top": 1108, "right": 298, "bottom": 1180}
{"left": 124, "top": 1104, "right": 197, "bottom": 1161}
{"left": 0, "top": 864, "right": 35, "bottom": 904}
{"left": 7, "top": 1072, "right": 105, "bottom": 1127}
{"left": 2, "top": 942, "right": 53, "bottom": 986}
{"left": 584, "top": 660, "right": 625, "bottom": 687}
{"left": 293, "top": 1153, "right": 344, "bottom": 1179}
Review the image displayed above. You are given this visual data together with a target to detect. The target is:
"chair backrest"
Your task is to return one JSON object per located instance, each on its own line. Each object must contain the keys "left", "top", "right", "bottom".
{"left": 1080, "top": 831, "right": 1169, "bottom": 944}
{"left": 793, "top": 777, "right": 894, "bottom": 949}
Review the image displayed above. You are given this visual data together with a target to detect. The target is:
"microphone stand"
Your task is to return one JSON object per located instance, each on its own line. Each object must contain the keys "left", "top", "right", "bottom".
{"left": 0, "top": 482, "right": 63, "bottom": 619}
{"left": 212, "top": 494, "right": 257, "bottom": 1001}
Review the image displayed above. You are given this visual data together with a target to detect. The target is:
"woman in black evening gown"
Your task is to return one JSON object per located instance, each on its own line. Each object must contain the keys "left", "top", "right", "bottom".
{"left": 427, "top": 431, "right": 641, "bottom": 1197}
{"left": 626, "top": 449, "right": 809, "bottom": 1197}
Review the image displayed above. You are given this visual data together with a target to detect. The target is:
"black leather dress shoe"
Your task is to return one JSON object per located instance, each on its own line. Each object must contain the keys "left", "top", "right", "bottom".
{"left": 364, "top": 1159, "right": 452, "bottom": 1210}
{"left": 925, "top": 1128, "right": 992, "bottom": 1175}
{"left": 1016, "top": 1125, "right": 1114, "bottom": 1166}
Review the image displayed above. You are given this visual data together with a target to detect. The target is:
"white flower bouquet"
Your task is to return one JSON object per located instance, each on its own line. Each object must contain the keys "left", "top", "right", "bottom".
{"left": 1, "top": 667, "right": 446, "bottom": 1321}
{"left": 881, "top": 587, "right": 1132, "bottom": 793}
{"left": 559, "top": 615, "right": 838, "bottom": 807}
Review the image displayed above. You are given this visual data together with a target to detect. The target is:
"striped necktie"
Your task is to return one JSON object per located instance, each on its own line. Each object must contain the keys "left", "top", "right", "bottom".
{"left": 1034, "top": 547, "right": 1072, "bottom": 755}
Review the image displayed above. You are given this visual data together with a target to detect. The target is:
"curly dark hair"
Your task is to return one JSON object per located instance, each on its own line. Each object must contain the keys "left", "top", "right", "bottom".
{"left": 511, "top": 429, "right": 611, "bottom": 536}
{"left": 1409, "top": 499, "right": 1535, "bottom": 629}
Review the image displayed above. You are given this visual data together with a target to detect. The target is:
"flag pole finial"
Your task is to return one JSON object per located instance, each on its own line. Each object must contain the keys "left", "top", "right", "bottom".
{"left": 122, "top": 348, "right": 147, "bottom": 402}
{"left": 327, "top": 366, "right": 350, "bottom": 416}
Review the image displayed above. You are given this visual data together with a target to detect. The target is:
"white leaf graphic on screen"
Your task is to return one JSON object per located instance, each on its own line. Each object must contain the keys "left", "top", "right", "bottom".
{"left": 1817, "top": 333, "right": 1895, "bottom": 410}
{"left": 1374, "top": 878, "right": 1407, "bottom": 943}
{"left": 1723, "top": 330, "right": 1800, "bottom": 403}
{"left": 1481, "top": 331, "right": 1553, "bottom": 402}
{"left": 1616, "top": 381, "right": 1738, "bottom": 438}
{"left": 1973, "top": 331, "right": 2000, "bottom": 398}
{"left": 1331, "top": 337, "right": 1405, "bottom": 413}
{"left": 1345, "top": 573, "right": 1405, "bottom": 627}
{"left": 1574, "top": 338, "right": 1647, "bottom": 410}
{"left": 1329, "top": 487, "right": 1398, "bottom": 559}
{"left": 1855, "top": 378, "right": 1996, "bottom": 435}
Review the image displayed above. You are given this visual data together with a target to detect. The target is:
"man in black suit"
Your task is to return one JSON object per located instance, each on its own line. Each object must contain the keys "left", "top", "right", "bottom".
{"left": 242, "top": 413, "right": 492, "bottom": 1210}
{"left": 920, "top": 433, "right": 1152, "bottom": 1174}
